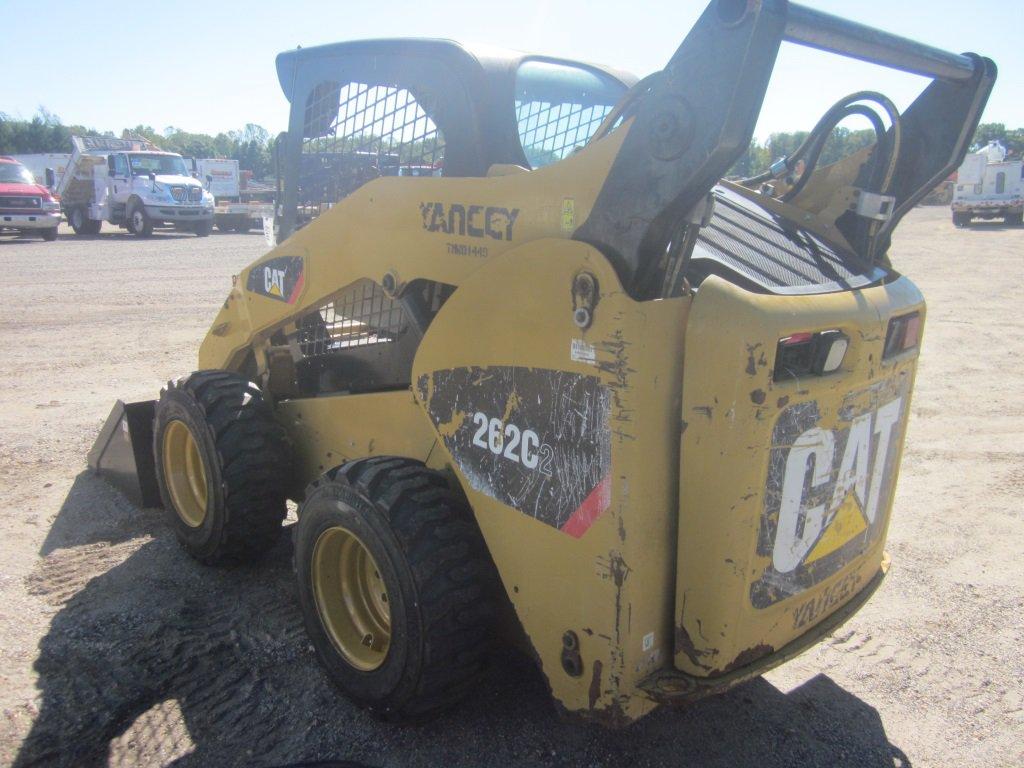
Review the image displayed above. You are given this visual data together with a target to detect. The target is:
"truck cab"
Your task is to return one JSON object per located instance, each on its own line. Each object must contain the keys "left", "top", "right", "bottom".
{"left": 0, "top": 156, "right": 62, "bottom": 241}
{"left": 58, "top": 136, "right": 215, "bottom": 237}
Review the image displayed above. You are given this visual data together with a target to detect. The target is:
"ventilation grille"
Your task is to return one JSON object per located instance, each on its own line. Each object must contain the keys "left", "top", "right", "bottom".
{"left": 689, "top": 186, "right": 884, "bottom": 295}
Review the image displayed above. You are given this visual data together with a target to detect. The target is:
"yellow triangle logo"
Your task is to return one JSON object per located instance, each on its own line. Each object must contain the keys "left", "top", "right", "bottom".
{"left": 268, "top": 282, "right": 282, "bottom": 297}
{"left": 804, "top": 491, "right": 868, "bottom": 565}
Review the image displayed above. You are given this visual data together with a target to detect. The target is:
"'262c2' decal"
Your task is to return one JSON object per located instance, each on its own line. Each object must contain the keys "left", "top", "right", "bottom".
{"left": 470, "top": 412, "right": 553, "bottom": 476}
{"left": 417, "top": 367, "right": 611, "bottom": 538}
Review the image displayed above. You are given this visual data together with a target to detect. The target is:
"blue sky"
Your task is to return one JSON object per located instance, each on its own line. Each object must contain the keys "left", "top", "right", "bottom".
{"left": 3, "top": 0, "right": 1021, "bottom": 141}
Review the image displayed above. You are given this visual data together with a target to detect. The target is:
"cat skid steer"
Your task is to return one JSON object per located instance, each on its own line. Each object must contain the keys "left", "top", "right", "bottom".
{"left": 90, "top": 0, "right": 994, "bottom": 725}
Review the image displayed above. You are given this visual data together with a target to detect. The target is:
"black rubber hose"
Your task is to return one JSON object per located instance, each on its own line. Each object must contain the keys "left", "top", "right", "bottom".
{"left": 781, "top": 103, "right": 888, "bottom": 201}
{"left": 739, "top": 91, "right": 898, "bottom": 188}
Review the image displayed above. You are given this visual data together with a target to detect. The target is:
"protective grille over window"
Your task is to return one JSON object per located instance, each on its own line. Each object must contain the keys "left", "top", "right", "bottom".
{"left": 516, "top": 101, "right": 616, "bottom": 168}
{"left": 515, "top": 60, "right": 627, "bottom": 169}
{"left": 300, "top": 81, "right": 444, "bottom": 212}
{"left": 298, "top": 280, "right": 406, "bottom": 358}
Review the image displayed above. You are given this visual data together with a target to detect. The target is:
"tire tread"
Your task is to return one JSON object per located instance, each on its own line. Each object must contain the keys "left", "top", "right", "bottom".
{"left": 159, "top": 370, "right": 290, "bottom": 564}
{"left": 305, "top": 456, "right": 494, "bottom": 718}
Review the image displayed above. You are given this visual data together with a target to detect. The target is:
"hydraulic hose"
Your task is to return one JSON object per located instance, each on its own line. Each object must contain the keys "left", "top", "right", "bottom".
{"left": 740, "top": 91, "right": 903, "bottom": 202}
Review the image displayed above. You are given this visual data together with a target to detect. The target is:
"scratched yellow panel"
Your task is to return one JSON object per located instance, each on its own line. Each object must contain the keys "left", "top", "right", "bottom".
{"left": 675, "top": 275, "right": 924, "bottom": 675}
{"left": 412, "top": 239, "right": 688, "bottom": 722}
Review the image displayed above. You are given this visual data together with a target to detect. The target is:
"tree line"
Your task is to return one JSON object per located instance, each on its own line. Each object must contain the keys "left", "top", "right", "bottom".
{"left": 2, "top": 108, "right": 1020, "bottom": 181}
{"left": 731, "top": 122, "right": 1024, "bottom": 179}
{"left": 0, "top": 109, "right": 275, "bottom": 178}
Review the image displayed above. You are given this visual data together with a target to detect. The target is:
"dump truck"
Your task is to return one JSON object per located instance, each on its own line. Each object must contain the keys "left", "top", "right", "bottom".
{"left": 951, "top": 141, "right": 1023, "bottom": 226}
{"left": 90, "top": 0, "right": 994, "bottom": 725}
{"left": 57, "top": 135, "right": 215, "bottom": 236}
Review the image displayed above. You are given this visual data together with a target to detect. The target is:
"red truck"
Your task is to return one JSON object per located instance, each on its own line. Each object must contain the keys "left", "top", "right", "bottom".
{"left": 0, "top": 156, "right": 62, "bottom": 241}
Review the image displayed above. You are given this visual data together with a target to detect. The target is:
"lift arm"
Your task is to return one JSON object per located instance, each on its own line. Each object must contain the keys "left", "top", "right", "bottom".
{"left": 573, "top": 0, "right": 996, "bottom": 296}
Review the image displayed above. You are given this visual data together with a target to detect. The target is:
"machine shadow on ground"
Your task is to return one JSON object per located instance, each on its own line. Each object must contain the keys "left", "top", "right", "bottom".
{"left": 14, "top": 472, "right": 911, "bottom": 768}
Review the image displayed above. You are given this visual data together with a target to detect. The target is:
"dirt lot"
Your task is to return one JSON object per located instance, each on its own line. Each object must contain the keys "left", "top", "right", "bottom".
{"left": 0, "top": 208, "right": 1021, "bottom": 767}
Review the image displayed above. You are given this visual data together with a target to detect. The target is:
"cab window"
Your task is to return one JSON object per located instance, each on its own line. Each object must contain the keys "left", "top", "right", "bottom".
{"left": 514, "top": 60, "right": 627, "bottom": 169}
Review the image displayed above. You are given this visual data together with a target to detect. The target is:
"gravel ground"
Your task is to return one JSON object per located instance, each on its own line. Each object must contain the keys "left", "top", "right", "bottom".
{"left": 0, "top": 209, "right": 1021, "bottom": 767}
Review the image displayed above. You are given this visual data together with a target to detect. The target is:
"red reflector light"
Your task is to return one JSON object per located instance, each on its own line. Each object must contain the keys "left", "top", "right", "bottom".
{"left": 902, "top": 313, "right": 921, "bottom": 351}
{"left": 780, "top": 332, "right": 814, "bottom": 346}
{"left": 884, "top": 312, "right": 921, "bottom": 358}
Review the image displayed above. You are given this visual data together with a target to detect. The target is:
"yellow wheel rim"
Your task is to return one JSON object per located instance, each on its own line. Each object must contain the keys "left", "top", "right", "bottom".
{"left": 161, "top": 420, "right": 209, "bottom": 528}
{"left": 311, "top": 526, "right": 391, "bottom": 671}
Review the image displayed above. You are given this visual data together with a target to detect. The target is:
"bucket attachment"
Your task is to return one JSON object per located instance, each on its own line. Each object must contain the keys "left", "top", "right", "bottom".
{"left": 87, "top": 400, "right": 161, "bottom": 508}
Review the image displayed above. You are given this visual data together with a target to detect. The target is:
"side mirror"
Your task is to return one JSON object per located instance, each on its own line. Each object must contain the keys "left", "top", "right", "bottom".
{"left": 45, "top": 168, "right": 55, "bottom": 189}
{"left": 107, "top": 155, "right": 116, "bottom": 175}
{"left": 205, "top": 174, "right": 213, "bottom": 184}
{"left": 148, "top": 172, "right": 156, "bottom": 181}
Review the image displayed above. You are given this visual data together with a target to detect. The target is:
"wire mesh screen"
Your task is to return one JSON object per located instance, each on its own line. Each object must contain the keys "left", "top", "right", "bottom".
{"left": 300, "top": 81, "right": 444, "bottom": 211}
{"left": 298, "top": 280, "right": 406, "bottom": 358}
{"left": 515, "top": 100, "right": 615, "bottom": 169}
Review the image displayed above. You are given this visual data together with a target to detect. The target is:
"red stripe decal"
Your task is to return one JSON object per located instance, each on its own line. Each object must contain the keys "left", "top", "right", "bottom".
{"left": 560, "top": 475, "right": 611, "bottom": 539}
{"left": 286, "top": 271, "right": 305, "bottom": 304}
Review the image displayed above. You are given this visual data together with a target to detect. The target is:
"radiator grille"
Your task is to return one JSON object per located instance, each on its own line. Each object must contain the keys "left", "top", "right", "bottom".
{"left": 0, "top": 196, "right": 41, "bottom": 209}
{"left": 689, "top": 186, "right": 884, "bottom": 295}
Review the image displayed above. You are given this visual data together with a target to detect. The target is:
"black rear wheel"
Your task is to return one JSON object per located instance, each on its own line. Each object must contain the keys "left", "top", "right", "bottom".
{"left": 154, "top": 370, "right": 291, "bottom": 564}
{"left": 295, "top": 457, "right": 495, "bottom": 720}
{"left": 68, "top": 206, "right": 100, "bottom": 235}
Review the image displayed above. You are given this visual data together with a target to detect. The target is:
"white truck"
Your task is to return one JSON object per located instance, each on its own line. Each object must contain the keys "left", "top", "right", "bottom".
{"left": 56, "top": 135, "right": 215, "bottom": 236}
{"left": 951, "top": 141, "right": 1023, "bottom": 227}
{"left": 182, "top": 157, "right": 273, "bottom": 233}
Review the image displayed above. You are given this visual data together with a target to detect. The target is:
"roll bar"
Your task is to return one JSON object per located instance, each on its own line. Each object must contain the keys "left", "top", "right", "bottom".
{"left": 783, "top": 3, "right": 975, "bottom": 83}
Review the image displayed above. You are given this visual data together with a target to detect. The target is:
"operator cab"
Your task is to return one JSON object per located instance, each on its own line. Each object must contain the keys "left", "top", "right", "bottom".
{"left": 273, "top": 40, "right": 634, "bottom": 238}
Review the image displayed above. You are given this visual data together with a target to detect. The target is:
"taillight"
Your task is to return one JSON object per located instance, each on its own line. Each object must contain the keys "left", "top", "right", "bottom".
{"left": 774, "top": 329, "right": 849, "bottom": 381}
{"left": 883, "top": 312, "right": 921, "bottom": 358}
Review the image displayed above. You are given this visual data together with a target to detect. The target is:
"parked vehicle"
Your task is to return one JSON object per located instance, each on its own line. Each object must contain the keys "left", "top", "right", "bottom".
{"left": 951, "top": 141, "right": 1023, "bottom": 226}
{"left": 181, "top": 157, "right": 274, "bottom": 233}
{"left": 7, "top": 153, "right": 72, "bottom": 187}
{"left": 0, "top": 157, "right": 61, "bottom": 241}
{"left": 56, "top": 136, "right": 215, "bottom": 237}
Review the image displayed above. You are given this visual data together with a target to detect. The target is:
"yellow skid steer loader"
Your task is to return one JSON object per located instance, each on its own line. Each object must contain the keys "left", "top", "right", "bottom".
{"left": 89, "top": 0, "right": 995, "bottom": 725}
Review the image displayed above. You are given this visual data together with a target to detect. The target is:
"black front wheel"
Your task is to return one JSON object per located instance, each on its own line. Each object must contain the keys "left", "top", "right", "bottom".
{"left": 154, "top": 370, "right": 291, "bottom": 564}
{"left": 127, "top": 203, "right": 153, "bottom": 237}
{"left": 295, "top": 457, "right": 495, "bottom": 720}
{"left": 40, "top": 227, "right": 58, "bottom": 241}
